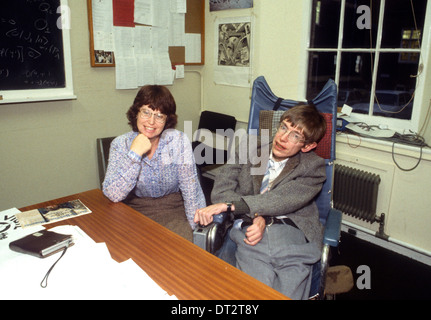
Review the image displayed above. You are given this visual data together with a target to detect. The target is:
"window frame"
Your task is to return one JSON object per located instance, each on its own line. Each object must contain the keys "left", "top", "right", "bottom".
{"left": 302, "top": 0, "right": 431, "bottom": 134}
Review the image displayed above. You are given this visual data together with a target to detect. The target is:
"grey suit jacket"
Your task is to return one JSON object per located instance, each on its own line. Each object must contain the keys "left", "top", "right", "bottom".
{"left": 211, "top": 135, "right": 326, "bottom": 244}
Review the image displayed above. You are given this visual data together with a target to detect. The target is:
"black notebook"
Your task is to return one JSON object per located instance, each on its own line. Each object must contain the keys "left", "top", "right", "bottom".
{"left": 9, "top": 229, "right": 74, "bottom": 258}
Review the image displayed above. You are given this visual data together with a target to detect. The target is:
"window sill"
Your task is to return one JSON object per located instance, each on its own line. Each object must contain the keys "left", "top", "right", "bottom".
{"left": 335, "top": 132, "right": 431, "bottom": 162}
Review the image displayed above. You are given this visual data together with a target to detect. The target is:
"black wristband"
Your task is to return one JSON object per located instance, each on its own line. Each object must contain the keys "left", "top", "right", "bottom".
{"left": 226, "top": 202, "right": 232, "bottom": 214}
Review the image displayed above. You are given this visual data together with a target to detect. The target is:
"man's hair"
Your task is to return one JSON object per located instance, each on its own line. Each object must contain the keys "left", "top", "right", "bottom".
{"left": 279, "top": 103, "right": 326, "bottom": 144}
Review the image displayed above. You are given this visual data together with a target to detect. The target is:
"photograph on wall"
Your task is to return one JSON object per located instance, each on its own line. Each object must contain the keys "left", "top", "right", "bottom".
{"left": 210, "top": 0, "right": 253, "bottom": 12}
{"left": 218, "top": 22, "right": 250, "bottom": 67}
{"left": 214, "top": 16, "right": 252, "bottom": 87}
{"left": 94, "top": 50, "right": 115, "bottom": 66}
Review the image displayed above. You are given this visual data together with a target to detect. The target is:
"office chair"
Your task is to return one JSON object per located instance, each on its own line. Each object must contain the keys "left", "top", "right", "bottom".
{"left": 193, "top": 76, "right": 353, "bottom": 299}
{"left": 191, "top": 111, "right": 237, "bottom": 204}
{"left": 96, "top": 136, "right": 116, "bottom": 188}
{"left": 192, "top": 110, "right": 237, "bottom": 168}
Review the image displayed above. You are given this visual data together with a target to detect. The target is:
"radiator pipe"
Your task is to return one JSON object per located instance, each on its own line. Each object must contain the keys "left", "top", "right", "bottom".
{"left": 374, "top": 213, "right": 389, "bottom": 241}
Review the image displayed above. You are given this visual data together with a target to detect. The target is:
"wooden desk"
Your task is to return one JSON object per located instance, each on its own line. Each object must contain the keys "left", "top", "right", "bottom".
{"left": 19, "top": 189, "right": 288, "bottom": 300}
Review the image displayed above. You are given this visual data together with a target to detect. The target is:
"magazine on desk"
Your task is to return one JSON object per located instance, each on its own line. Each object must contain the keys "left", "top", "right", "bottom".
{"left": 15, "top": 199, "right": 91, "bottom": 228}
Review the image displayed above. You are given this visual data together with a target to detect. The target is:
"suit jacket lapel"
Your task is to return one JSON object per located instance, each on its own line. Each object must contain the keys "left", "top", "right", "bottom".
{"left": 251, "top": 141, "right": 269, "bottom": 195}
{"left": 271, "top": 153, "right": 300, "bottom": 190}
{"left": 250, "top": 139, "right": 301, "bottom": 194}
{"left": 253, "top": 172, "right": 264, "bottom": 194}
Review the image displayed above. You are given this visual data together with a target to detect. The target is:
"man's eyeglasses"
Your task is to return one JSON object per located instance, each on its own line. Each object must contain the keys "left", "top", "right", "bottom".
{"left": 276, "top": 124, "right": 305, "bottom": 144}
{"left": 139, "top": 108, "right": 167, "bottom": 124}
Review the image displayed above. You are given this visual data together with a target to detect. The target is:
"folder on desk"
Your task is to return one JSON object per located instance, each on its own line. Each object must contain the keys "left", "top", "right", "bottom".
{"left": 15, "top": 199, "right": 91, "bottom": 228}
{"left": 9, "top": 229, "right": 73, "bottom": 258}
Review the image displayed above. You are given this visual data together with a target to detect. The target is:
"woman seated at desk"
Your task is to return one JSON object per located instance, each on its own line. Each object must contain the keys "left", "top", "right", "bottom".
{"left": 102, "top": 85, "right": 206, "bottom": 241}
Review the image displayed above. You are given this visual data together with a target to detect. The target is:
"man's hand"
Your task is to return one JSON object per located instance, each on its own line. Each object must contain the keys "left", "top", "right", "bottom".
{"left": 244, "top": 216, "right": 265, "bottom": 246}
{"left": 194, "top": 203, "right": 228, "bottom": 226}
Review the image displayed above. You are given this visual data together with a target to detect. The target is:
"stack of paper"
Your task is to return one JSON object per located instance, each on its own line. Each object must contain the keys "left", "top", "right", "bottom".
{"left": 0, "top": 209, "right": 176, "bottom": 300}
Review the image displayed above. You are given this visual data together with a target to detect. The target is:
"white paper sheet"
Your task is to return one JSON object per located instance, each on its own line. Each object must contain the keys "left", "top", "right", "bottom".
{"left": 109, "top": 0, "right": 181, "bottom": 88}
{"left": 185, "top": 33, "right": 201, "bottom": 63}
{"left": 0, "top": 223, "right": 176, "bottom": 300}
{"left": 168, "top": 13, "right": 185, "bottom": 46}
{"left": 134, "top": 25, "right": 153, "bottom": 55}
{"left": 154, "top": 52, "right": 175, "bottom": 85}
{"left": 175, "top": 64, "right": 184, "bottom": 79}
{"left": 92, "top": 0, "right": 114, "bottom": 51}
{"left": 113, "top": 26, "right": 135, "bottom": 58}
{"left": 170, "top": 0, "right": 186, "bottom": 13}
{"left": 152, "top": 0, "right": 170, "bottom": 28}
{"left": 136, "top": 54, "right": 155, "bottom": 86}
{"left": 134, "top": 0, "right": 153, "bottom": 25}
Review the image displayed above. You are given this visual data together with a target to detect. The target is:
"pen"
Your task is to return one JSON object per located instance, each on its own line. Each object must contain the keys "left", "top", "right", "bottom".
{"left": 39, "top": 211, "right": 50, "bottom": 223}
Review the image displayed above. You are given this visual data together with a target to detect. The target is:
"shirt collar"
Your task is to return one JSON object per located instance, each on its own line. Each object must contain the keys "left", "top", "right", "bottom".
{"left": 270, "top": 152, "right": 288, "bottom": 170}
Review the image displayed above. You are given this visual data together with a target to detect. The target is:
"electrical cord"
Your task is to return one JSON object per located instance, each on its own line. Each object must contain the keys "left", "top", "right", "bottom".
{"left": 342, "top": 123, "right": 429, "bottom": 171}
{"left": 391, "top": 141, "right": 423, "bottom": 171}
{"left": 391, "top": 132, "right": 429, "bottom": 171}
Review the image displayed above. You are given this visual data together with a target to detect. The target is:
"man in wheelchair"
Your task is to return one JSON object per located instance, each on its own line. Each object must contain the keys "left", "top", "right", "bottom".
{"left": 194, "top": 104, "right": 327, "bottom": 300}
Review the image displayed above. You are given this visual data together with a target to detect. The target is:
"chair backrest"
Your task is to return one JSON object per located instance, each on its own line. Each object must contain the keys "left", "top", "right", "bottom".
{"left": 193, "top": 111, "right": 237, "bottom": 164}
{"left": 251, "top": 76, "right": 338, "bottom": 225}
{"left": 96, "top": 136, "right": 116, "bottom": 188}
{"left": 198, "top": 110, "right": 237, "bottom": 133}
{"left": 248, "top": 76, "right": 337, "bottom": 161}
{"left": 259, "top": 110, "right": 333, "bottom": 160}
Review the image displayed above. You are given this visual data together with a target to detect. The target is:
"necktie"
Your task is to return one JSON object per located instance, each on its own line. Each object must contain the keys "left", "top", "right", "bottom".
{"left": 260, "top": 158, "right": 274, "bottom": 194}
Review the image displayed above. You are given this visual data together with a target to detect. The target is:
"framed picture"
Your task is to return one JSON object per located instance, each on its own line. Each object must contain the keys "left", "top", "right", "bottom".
{"left": 214, "top": 16, "right": 253, "bottom": 87}
{"left": 218, "top": 22, "right": 251, "bottom": 67}
{"left": 210, "top": 0, "right": 253, "bottom": 12}
{"left": 94, "top": 50, "right": 115, "bottom": 67}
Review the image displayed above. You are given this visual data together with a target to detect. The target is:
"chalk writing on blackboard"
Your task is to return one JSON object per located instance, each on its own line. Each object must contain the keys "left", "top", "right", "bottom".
{"left": 0, "top": 0, "right": 66, "bottom": 91}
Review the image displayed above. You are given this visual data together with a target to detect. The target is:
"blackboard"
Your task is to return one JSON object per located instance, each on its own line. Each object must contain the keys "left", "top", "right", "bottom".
{"left": 0, "top": 0, "right": 66, "bottom": 91}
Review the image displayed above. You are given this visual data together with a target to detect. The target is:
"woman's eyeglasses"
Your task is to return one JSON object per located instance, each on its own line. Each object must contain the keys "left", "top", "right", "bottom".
{"left": 139, "top": 108, "right": 167, "bottom": 124}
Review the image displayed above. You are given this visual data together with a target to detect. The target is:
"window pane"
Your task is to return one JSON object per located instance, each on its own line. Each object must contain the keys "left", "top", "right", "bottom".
{"left": 338, "top": 52, "right": 372, "bottom": 110}
{"left": 309, "top": 0, "right": 341, "bottom": 48}
{"left": 307, "top": 52, "right": 337, "bottom": 99}
{"left": 342, "top": 0, "right": 380, "bottom": 48}
{"left": 381, "top": 0, "right": 427, "bottom": 48}
{"left": 373, "top": 53, "right": 416, "bottom": 120}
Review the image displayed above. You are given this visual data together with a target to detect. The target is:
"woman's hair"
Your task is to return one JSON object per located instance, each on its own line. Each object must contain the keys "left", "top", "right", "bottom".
{"left": 279, "top": 103, "right": 326, "bottom": 144}
{"left": 126, "top": 85, "right": 178, "bottom": 132}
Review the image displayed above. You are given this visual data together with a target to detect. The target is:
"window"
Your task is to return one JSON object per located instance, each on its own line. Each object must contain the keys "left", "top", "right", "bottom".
{"left": 306, "top": 0, "right": 429, "bottom": 132}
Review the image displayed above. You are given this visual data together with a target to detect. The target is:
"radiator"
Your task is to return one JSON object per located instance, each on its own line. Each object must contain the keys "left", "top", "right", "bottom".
{"left": 333, "top": 164, "right": 381, "bottom": 222}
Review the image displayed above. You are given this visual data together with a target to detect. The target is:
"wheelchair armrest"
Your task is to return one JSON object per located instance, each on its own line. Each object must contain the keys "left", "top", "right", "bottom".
{"left": 315, "top": 209, "right": 342, "bottom": 299}
{"left": 323, "top": 208, "right": 342, "bottom": 247}
{"left": 213, "top": 211, "right": 228, "bottom": 224}
{"left": 193, "top": 212, "right": 230, "bottom": 254}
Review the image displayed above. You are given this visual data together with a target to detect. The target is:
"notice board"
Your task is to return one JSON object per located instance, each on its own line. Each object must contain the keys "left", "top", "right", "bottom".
{"left": 87, "top": 0, "right": 204, "bottom": 67}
